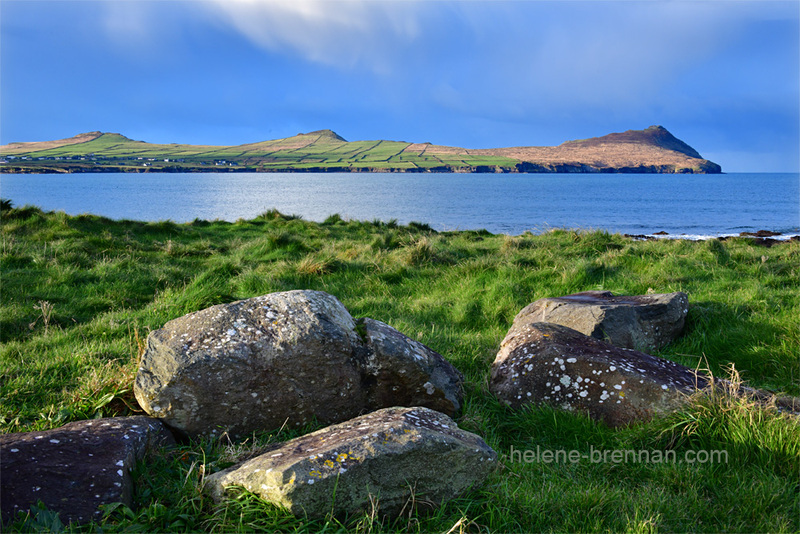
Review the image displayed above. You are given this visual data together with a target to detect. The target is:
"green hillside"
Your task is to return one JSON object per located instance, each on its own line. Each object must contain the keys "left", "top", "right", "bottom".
{"left": 0, "top": 126, "right": 723, "bottom": 173}
{"left": 0, "top": 130, "right": 519, "bottom": 173}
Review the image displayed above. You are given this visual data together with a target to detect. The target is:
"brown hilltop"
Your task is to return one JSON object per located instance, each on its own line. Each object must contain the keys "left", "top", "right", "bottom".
{"left": 562, "top": 125, "right": 703, "bottom": 158}
{"left": 464, "top": 125, "right": 720, "bottom": 173}
{"left": 0, "top": 131, "right": 103, "bottom": 154}
{"left": 234, "top": 129, "right": 349, "bottom": 152}
{"left": 305, "top": 129, "right": 348, "bottom": 142}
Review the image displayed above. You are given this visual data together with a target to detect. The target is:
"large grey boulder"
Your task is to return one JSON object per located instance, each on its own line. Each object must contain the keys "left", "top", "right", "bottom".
{"left": 0, "top": 416, "right": 174, "bottom": 525}
{"left": 135, "top": 290, "right": 463, "bottom": 439}
{"left": 490, "top": 322, "right": 707, "bottom": 427}
{"left": 512, "top": 291, "right": 689, "bottom": 350}
{"left": 204, "top": 406, "right": 497, "bottom": 518}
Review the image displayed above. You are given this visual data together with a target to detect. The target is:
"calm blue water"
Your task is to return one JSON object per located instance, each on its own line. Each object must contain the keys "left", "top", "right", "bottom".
{"left": 1, "top": 172, "right": 798, "bottom": 237}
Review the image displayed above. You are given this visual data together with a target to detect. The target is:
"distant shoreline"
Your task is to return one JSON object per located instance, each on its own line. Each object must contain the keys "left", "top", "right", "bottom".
{"left": 0, "top": 164, "right": 723, "bottom": 175}
{"left": 0, "top": 125, "right": 723, "bottom": 174}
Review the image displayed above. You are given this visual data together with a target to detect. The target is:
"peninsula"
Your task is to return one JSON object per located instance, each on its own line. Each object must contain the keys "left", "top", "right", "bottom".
{"left": 0, "top": 125, "right": 721, "bottom": 174}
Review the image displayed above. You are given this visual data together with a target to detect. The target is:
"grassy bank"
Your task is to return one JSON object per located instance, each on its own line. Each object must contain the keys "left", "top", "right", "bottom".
{"left": 1, "top": 203, "right": 798, "bottom": 532}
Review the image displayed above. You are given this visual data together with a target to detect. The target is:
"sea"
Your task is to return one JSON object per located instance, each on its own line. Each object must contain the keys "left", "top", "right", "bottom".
{"left": 1, "top": 172, "right": 798, "bottom": 239}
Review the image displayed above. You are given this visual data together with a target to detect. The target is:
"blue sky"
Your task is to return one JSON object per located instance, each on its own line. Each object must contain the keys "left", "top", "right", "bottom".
{"left": 1, "top": 0, "right": 798, "bottom": 172}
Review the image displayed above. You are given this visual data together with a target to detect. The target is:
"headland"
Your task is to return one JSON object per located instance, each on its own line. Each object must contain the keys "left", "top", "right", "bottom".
{"left": 0, "top": 125, "right": 721, "bottom": 174}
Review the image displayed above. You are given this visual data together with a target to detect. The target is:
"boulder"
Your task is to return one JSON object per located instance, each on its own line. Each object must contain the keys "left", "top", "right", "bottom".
{"left": 204, "top": 406, "right": 497, "bottom": 518}
{"left": 0, "top": 416, "right": 174, "bottom": 525}
{"left": 358, "top": 318, "right": 463, "bottom": 416}
{"left": 490, "top": 322, "right": 707, "bottom": 427}
{"left": 512, "top": 291, "right": 688, "bottom": 350}
{"left": 134, "top": 290, "right": 463, "bottom": 439}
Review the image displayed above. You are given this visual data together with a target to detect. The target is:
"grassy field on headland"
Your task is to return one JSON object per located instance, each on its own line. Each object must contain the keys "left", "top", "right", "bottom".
{"left": 0, "top": 126, "right": 722, "bottom": 174}
{"left": 1, "top": 202, "right": 798, "bottom": 532}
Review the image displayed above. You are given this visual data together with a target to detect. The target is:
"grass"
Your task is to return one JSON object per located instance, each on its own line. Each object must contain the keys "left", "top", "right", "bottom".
{"left": 1, "top": 203, "right": 798, "bottom": 532}
{"left": 2, "top": 132, "right": 534, "bottom": 173}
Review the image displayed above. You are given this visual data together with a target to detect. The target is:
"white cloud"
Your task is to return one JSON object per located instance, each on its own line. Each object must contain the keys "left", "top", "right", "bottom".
{"left": 104, "top": 1, "right": 794, "bottom": 93}
{"left": 204, "top": 0, "right": 423, "bottom": 72}
{"left": 91, "top": 0, "right": 797, "bottom": 150}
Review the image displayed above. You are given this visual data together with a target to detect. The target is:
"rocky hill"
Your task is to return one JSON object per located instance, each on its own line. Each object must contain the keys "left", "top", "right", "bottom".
{"left": 0, "top": 126, "right": 721, "bottom": 173}
{"left": 471, "top": 126, "right": 721, "bottom": 173}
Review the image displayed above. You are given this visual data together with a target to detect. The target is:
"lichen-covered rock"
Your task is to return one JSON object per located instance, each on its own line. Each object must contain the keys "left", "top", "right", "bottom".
{"left": 0, "top": 416, "right": 174, "bottom": 525}
{"left": 359, "top": 318, "right": 463, "bottom": 416}
{"left": 490, "top": 322, "right": 707, "bottom": 427}
{"left": 135, "top": 291, "right": 365, "bottom": 438}
{"left": 204, "top": 407, "right": 496, "bottom": 518}
{"left": 512, "top": 291, "right": 689, "bottom": 350}
{"left": 135, "top": 290, "right": 463, "bottom": 438}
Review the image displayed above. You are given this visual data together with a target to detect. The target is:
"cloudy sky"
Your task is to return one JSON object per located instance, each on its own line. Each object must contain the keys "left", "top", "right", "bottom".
{"left": 1, "top": 0, "right": 798, "bottom": 172}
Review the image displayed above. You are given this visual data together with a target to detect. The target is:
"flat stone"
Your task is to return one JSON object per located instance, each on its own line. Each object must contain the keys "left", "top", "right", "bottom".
{"left": 204, "top": 406, "right": 496, "bottom": 518}
{"left": 511, "top": 290, "right": 689, "bottom": 350}
{"left": 0, "top": 416, "right": 174, "bottom": 525}
{"left": 490, "top": 322, "right": 706, "bottom": 427}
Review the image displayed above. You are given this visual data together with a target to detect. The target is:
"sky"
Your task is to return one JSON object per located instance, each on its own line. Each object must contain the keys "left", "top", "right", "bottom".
{"left": 1, "top": 0, "right": 798, "bottom": 172}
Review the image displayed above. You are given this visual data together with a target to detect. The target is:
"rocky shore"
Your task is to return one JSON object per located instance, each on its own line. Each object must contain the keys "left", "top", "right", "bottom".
{"left": 623, "top": 229, "right": 800, "bottom": 246}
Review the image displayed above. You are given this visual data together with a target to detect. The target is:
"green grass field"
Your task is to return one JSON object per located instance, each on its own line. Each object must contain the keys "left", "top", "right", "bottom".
{"left": 1, "top": 131, "right": 522, "bottom": 173}
{"left": 1, "top": 202, "right": 798, "bottom": 532}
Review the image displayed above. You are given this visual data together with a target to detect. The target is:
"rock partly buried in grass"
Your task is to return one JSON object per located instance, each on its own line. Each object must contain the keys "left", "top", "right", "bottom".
{"left": 511, "top": 290, "right": 689, "bottom": 351}
{"left": 134, "top": 290, "right": 463, "bottom": 439}
{"left": 0, "top": 416, "right": 174, "bottom": 525}
{"left": 490, "top": 322, "right": 707, "bottom": 427}
{"left": 204, "top": 406, "right": 497, "bottom": 518}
